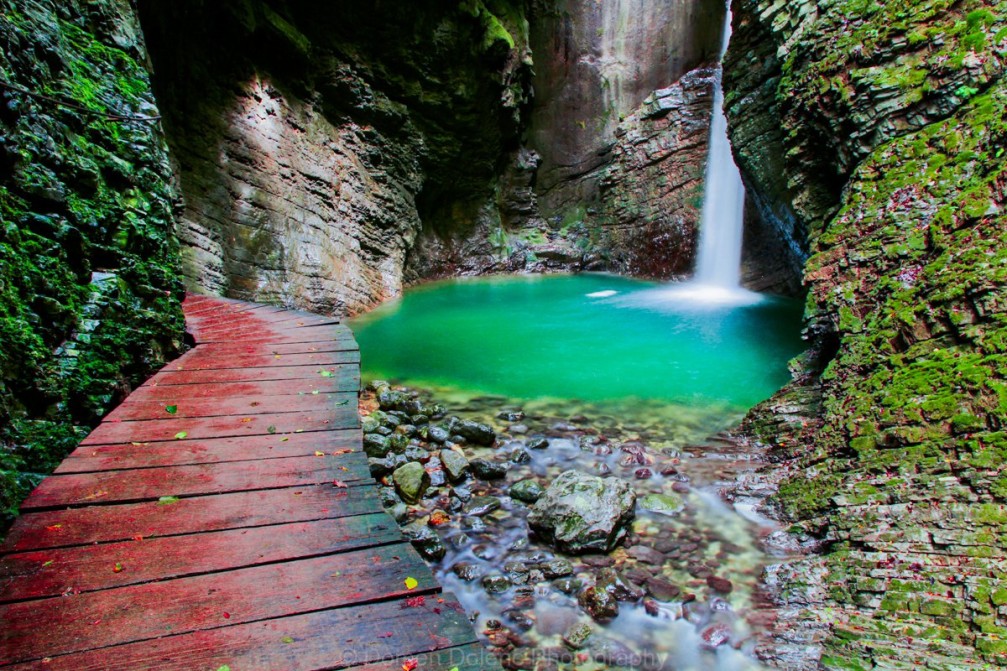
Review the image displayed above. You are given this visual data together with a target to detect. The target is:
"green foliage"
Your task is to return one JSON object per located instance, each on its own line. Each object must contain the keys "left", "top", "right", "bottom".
{"left": 0, "top": 0, "right": 184, "bottom": 527}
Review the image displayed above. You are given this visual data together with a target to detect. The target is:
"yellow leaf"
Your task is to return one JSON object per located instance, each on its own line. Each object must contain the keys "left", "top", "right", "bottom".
{"left": 404, "top": 576, "right": 418, "bottom": 590}
{"left": 314, "top": 451, "right": 325, "bottom": 457}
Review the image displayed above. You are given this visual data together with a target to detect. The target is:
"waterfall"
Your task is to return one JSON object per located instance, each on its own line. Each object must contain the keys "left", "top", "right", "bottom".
{"left": 694, "top": 2, "right": 745, "bottom": 288}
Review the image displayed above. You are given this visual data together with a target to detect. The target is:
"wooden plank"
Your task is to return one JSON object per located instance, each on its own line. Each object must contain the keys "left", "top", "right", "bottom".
{"left": 168, "top": 349, "right": 359, "bottom": 371}
{"left": 191, "top": 322, "right": 348, "bottom": 339}
{"left": 0, "top": 514, "right": 400, "bottom": 603}
{"left": 146, "top": 364, "right": 358, "bottom": 386}
{"left": 81, "top": 408, "right": 358, "bottom": 446}
{"left": 128, "top": 378, "right": 347, "bottom": 402}
{"left": 22, "top": 454, "right": 371, "bottom": 510}
{"left": 57, "top": 430, "right": 359, "bottom": 474}
{"left": 105, "top": 391, "right": 354, "bottom": 422}
{"left": 0, "top": 594, "right": 479, "bottom": 671}
{"left": 174, "top": 339, "right": 355, "bottom": 358}
{"left": 2, "top": 485, "right": 382, "bottom": 553}
{"left": 0, "top": 545, "right": 438, "bottom": 664}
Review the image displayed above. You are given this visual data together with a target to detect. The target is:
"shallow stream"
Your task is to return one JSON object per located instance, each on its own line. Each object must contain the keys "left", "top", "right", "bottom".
{"left": 350, "top": 274, "right": 806, "bottom": 671}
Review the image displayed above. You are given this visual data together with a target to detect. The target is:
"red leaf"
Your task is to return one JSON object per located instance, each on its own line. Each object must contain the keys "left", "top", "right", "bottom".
{"left": 404, "top": 595, "right": 425, "bottom": 608}
{"left": 332, "top": 480, "right": 348, "bottom": 488}
{"left": 402, "top": 660, "right": 418, "bottom": 671}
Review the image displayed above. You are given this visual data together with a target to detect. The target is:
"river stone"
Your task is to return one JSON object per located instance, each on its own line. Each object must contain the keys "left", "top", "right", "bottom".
{"left": 482, "top": 574, "right": 511, "bottom": 593}
{"left": 645, "top": 576, "right": 681, "bottom": 601}
{"left": 562, "top": 622, "right": 594, "bottom": 649}
{"left": 626, "top": 545, "right": 665, "bottom": 565}
{"left": 597, "top": 568, "right": 645, "bottom": 601}
{"left": 401, "top": 519, "right": 446, "bottom": 561}
{"left": 361, "top": 414, "right": 382, "bottom": 434}
{"left": 527, "top": 437, "right": 549, "bottom": 450}
{"left": 577, "top": 585, "right": 619, "bottom": 622}
{"left": 448, "top": 418, "right": 496, "bottom": 446}
{"left": 470, "top": 458, "right": 507, "bottom": 480}
{"left": 639, "top": 492, "right": 684, "bottom": 515}
{"left": 428, "top": 425, "right": 451, "bottom": 443}
{"left": 439, "top": 448, "right": 469, "bottom": 482}
{"left": 467, "top": 495, "right": 501, "bottom": 516}
{"left": 707, "top": 575, "right": 734, "bottom": 594}
{"left": 528, "top": 470, "right": 636, "bottom": 554}
{"left": 393, "top": 462, "right": 429, "bottom": 504}
{"left": 509, "top": 479, "right": 544, "bottom": 503}
{"left": 540, "top": 558, "right": 574, "bottom": 579}
{"left": 451, "top": 562, "right": 481, "bottom": 582}
{"left": 363, "top": 433, "right": 392, "bottom": 458}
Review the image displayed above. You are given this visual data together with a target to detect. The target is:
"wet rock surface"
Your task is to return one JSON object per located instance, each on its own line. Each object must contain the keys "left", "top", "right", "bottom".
{"left": 528, "top": 470, "right": 636, "bottom": 554}
{"left": 359, "top": 382, "right": 808, "bottom": 670}
{"left": 726, "top": 1, "right": 1007, "bottom": 668}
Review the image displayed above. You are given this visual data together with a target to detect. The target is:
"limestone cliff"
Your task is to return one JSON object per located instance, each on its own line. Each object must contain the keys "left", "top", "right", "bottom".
{"left": 0, "top": 0, "right": 184, "bottom": 522}
{"left": 726, "top": 0, "right": 1007, "bottom": 667}
{"left": 139, "top": 0, "right": 533, "bottom": 316}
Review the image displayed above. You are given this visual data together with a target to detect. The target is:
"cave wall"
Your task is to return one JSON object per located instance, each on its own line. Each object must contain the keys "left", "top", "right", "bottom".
{"left": 726, "top": 0, "right": 1007, "bottom": 667}
{"left": 0, "top": 0, "right": 184, "bottom": 522}
{"left": 138, "top": 0, "right": 532, "bottom": 316}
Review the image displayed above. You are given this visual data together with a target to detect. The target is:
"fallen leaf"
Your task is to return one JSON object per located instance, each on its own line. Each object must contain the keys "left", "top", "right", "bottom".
{"left": 267, "top": 425, "right": 277, "bottom": 434}
{"left": 404, "top": 595, "right": 425, "bottom": 608}
{"left": 404, "top": 576, "right": 419, "bottom": 590}
{"left": 338, "top": 466, "right": 349, "bottom": 472}
{"left": 42, "top": 560, "right": 54, "bottom": 568}
{"left": 113, "top": 563, "right": 123, "bottom": 573}
{"left": 165, "top": 405, "right": 178, "bottom": 415}
{"left": 280, "top": 437, "right": 289, "bottom": 442}
{"left": 332, "top": 449, "right": 352, "bottom": 455}
{"left": 311, "top": 390, "right": 319, "bottom": 395}
{"left": 318, "top": 370, "right": 334, "bottom": 378}
{"left": 241, "top": 417, "right": 253, "bottom": 423}
{"left": 216, "top": 666, "right": 230, "bottom": 671}
{"left": 250, "top": 401, "right": 260, "bottom": 407}
{"left": 174, "top": 431, "right": 188, "bottom": 440}
{"left": 222, "top": 612, "right": 230, "bottom": 619}
{"left": 401, "top": 660, "right": 418, "bottom": 671}
{"left": 133, "top": 535, "right": 143, "bottom": 541}
{"left": 158, "top": 496, "right": 180, "bottom": 505}
{"left": 46, "top": 524, "right": 63, "bottom": 531}
{"left": 314, "top": 451, "right": 325, "bottom": 457}
{"left": 281, "top": 636, "right": 294, "bottom": 644}
{"left": 332, "top": 480, "right": 348, "bottom": 488}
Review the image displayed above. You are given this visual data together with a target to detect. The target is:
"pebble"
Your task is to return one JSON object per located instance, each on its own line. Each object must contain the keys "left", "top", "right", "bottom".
{"left": 626, "top": 545, "right": 664, "bottom": 565}
{"left": 645, "top": 577, "right": 681, "bottom": 601}
{"left": 482, "top": 574, "right": 512, "bottom": 593}
{"left": 562, "top": 622, "right": 594, "bottom": 649}
{"left": 707, "top": 576, "right": 734, "bottom": 594}
{"left": 526, "top": 437, "right": 549, "bottom": 450}
{"left": 470, "top": 458, "right": 507, "bottom": 479}
{"left": 581, "top": 555, "right": 615, "bottom": 568}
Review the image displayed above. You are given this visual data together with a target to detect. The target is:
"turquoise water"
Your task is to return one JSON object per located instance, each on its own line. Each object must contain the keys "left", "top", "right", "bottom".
{"left": 351, "top": 274, "right": 804, "bottom": 411}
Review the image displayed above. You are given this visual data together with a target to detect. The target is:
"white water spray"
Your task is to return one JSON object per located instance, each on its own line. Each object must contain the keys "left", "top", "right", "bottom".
{"left": 694, "top": 3, "right": 746, "bottom": 289}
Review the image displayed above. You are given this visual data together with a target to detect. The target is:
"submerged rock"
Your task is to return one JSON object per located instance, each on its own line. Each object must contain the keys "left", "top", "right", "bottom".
{"left": 528, "top": 470, "right": 636, "bottom": 554}
{"left": 562, "top": 622, "right": 594, "bottom": 649}
{"left": 392, "top": 462, "right": 429, "bottom": 504}
{"left": 639, "top": 492, "right": 684, "bottom": 515}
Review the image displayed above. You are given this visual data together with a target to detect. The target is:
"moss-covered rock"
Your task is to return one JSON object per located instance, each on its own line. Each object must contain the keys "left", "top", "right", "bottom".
{"left": 728, "top": 0, "right": 1007, "bottom": 667}
{"left": 0, "top": 0, "right": 183, "bottom": 528}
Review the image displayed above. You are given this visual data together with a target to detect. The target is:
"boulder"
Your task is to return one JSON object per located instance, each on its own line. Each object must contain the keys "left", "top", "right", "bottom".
{"left": 470, "top": 458, "right": 507, "bottom": 480}
{"left": 528, "top": 470, "right": 636, "bottom": 553}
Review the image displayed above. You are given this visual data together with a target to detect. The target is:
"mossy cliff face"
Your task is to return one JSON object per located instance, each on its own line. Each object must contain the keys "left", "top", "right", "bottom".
{"left": 727, "top": 0, "right": 1007, "bottom": 667}
{"left": 0, "top": 0, "right": 184, "bottom": 523}
{"left": 138, "top": 0, "right": 532, "bottom": 315}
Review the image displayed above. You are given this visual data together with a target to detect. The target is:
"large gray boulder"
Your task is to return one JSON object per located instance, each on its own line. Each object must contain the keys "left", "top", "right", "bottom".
{"left": 528, "top": 470, "right": 636, "bottom": 554}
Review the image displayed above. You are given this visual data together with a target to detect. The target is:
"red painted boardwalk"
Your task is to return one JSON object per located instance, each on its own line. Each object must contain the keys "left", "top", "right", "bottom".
{"left": 0, "top": 295, "right": 498, "bottom": 671}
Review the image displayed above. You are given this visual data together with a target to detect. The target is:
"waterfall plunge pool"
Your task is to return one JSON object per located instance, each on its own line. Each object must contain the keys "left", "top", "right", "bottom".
{"left": 349, "top": 273, "right": 807, "bottom": 671}
{"left": 351, "top": 273, "right": 804, "bottom": 414}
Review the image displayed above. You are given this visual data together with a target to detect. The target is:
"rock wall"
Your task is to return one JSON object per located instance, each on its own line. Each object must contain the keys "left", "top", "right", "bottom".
{"left": 727, "top": 0, "right": 1007, "bottom": 667}
{"left": 0, "top": 0, "right": 184, "bottom": 524}
{"left": 138, "top": 0, "right": 533, "bottom": 315}
{"left": 527, "top": 0, "right": 723, "bottom": 214}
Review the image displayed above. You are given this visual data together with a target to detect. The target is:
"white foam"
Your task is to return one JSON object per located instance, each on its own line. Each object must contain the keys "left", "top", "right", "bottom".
{"left": 586, "top": 290, "right": 619, "bottom": 298}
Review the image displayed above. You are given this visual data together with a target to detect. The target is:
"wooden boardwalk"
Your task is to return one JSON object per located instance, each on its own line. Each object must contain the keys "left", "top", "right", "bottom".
{"left": 0, "top": 295, "right": 496, "bottom": 671}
